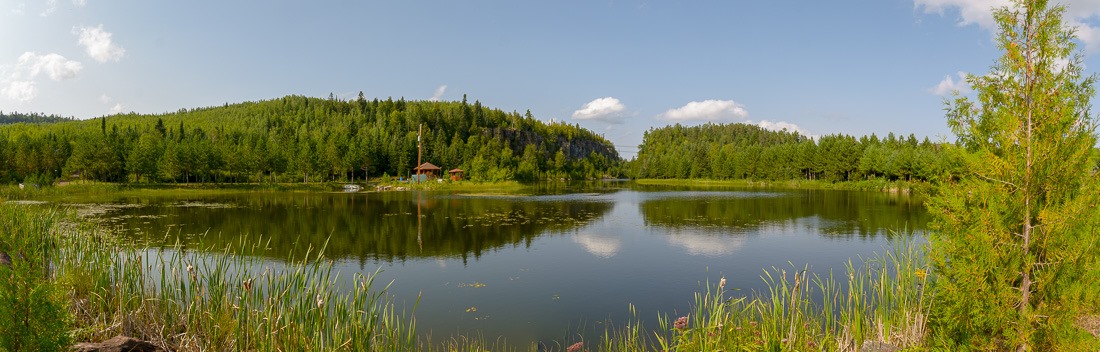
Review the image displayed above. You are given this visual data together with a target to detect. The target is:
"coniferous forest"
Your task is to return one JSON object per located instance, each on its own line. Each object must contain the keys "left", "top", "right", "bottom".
{"left": 2, "top": 95, "right": 1075, "bottom": 187}
{"left": 0, "top": 94, "right": 621, "bottom": 184}
{"left": 626, "top": 123, "right": 964, "bottom": 183}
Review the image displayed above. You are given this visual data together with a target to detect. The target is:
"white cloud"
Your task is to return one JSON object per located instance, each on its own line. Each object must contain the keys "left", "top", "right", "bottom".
{"left": 73, "top": 0, "right": 86, "bottom": 7}
{"left": 12, "top": 2, "right": 25, "bottom": 15}
{"left": 99, "top": 93, "right": 111, "bottom": 103}
{"left": 914, "top": 0, "right": 1008, "bottom": 29}
{"left": 915, "top": 0, "right": 1100, "bottom": 53}
{"left": 930, "top": 71, "right": 971, "bottom": 96}
{"left": 572, "top": 97, "right": 627, "bottom": 123}
{"left": 660, "top": 99, "right": 748, "bottom": 122}
{"left": 1, "top": 52, "right": 82, "bottom": 102}
{"left": 40, "top": 0, "right": 57, "bottom": 17}
{"left": 429, "top": 84, "right": 447, "bottom": 101}
{"left": 2, "top": 81, "right": 37, "bottom": 102}
{"left": 109, "top": 103, "right": 123, "bottom": 114}
{"left": 76, "top": 25, "right": 126, "bottom": 63}
{"left": 1073, "top": 20, "right": 1100, "bottom": 54}
{"left": 18, "top": 52, "right": 83, "bottom": 81}
{"left": 755, "top": 120, "right": 814, "bottom": 138}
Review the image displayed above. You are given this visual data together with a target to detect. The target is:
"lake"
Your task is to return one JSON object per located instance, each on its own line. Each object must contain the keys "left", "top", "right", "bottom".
{"left": 76, "top": 182, "right": 928, "bottom": 346}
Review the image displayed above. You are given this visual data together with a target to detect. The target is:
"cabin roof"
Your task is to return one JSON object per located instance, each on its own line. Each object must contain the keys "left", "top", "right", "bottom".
{"left": 414, "top": 162, "right": 441, "bottom": 171}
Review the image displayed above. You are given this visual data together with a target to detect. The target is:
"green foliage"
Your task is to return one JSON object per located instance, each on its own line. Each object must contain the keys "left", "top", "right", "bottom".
{"left": 928, "top": 1, "right": 1100, "bottom": 349}
{"left": 0, "top": 207, "right": 72, "bottom": 352}
{"left": 0, "top": 96, "right": 621, "bottom": 184}
{"left": 629, "top": 122, "right": 956, "bottom": 183}
{"left": 0, "top": 111, "right": 73, "bottom": 125}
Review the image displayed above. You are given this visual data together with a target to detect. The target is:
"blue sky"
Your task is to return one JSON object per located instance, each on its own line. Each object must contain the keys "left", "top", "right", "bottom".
{"left": 2, "top": 0, "right": 1099, "bottom": 158}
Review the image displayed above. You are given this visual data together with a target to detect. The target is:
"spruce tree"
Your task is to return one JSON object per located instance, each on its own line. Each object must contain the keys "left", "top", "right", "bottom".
{"left": 928, "top": 0, "right": 1100, "bottom": 349}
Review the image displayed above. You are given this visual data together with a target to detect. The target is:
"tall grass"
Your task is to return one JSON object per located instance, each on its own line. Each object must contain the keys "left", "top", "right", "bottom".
{"left": 599, "top": 239, "right": 932, "bottom": 351}
{"left": 0, "top": 204, "right": 72, "bottom": 351}
{"left": 1, "top": 203, "right": 419, "bottom": 351}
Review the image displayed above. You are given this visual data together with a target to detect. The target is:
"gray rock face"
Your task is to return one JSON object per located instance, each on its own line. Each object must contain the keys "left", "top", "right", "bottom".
{"left": 72, "top": 336, "right": 164, "bottom": 352}
{"left": 860, "top": 340, "right": 899, "bottom": 352}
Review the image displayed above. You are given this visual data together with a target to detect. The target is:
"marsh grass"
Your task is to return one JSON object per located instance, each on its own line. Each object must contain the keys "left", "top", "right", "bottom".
{"left": 595, "top": 238, "right": 931, "bottom": 351}
{"left": 0, "top": 204, "right": 72, "bottom": 351}
{"left": 0, "top": 203, "right": 419, "bottom": 351}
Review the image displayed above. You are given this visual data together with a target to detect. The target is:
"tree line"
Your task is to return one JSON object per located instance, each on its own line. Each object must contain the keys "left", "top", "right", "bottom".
{"left": 626, "top": 123, "right": 964, "bottom": 183}
{"left": 0, "top": 111, "right": 74, "bottom": 125}
{"left": 0, "top": 95, "right": 621, "bottom": 184}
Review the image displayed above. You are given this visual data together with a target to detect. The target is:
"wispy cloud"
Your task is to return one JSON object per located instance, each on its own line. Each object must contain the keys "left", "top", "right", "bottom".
{"left": 572, "top": 97, "right": 627, "bottom": 123}
{"left": 429, "top": 85, "right": 447, "bottom": 101}
{"left": 19, "top": 52, "right": 83, "bottom": 81}
{"left": 915, "top": 0, "right": 1100, "bottom": 53}
{"left": 914, "top": 0, "right": 1007, "bottom": 29}
{"left": 109, "top": 103, "right": 123, "bottom": 114}
{"left": 2, "top": 81, "right": 37, "bottom": 102}
{"left": 930, "top": 71, "right": 970, "bottom": 96}
{"left": 75, "top": 25, "right": 126, "bottom": 63}
{"left": 755, "top": 120, "right": 814, "bottom": 138}
{"left": 659, "top": 99, "right": 748, "bottom": 122}
{"left": 72, "top": 0, "right": 86, "bottom": 7}
{"left": 40, "top": 0, "right": 57, "bottom": 17}
{"left": 1, "top": 52, "right": 82, "bottom": 102}
{"left": 12, "top": 2, "right": 25, "bottom": 15}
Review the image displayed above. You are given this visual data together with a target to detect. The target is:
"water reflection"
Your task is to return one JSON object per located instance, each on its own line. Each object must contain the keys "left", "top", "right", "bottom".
{"left": 572, "top": 232, "right": 622, "bottom": 258}
{"left": 665, "top": 228, "right": 748, "bottom": 257}
{"left": 640, "top": 189, "right": 926, "bottom": 238}
{"left": 95, "top": 191, "right": 615, "bottom": 262}
{"left": 70, "top": 185, "right": 930, "bottom": 346}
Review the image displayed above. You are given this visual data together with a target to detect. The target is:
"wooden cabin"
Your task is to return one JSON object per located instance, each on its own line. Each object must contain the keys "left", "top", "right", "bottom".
{"left": 413, "top": 162, "right": 442, "bottom": 180}
{"left": 448, "top": 168, "right": 465, "bottom": 181}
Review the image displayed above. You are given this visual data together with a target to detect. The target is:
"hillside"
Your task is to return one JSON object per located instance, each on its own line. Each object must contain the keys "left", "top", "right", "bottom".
{"left": 0, "top": 95, "right": 620, "bottom": 183}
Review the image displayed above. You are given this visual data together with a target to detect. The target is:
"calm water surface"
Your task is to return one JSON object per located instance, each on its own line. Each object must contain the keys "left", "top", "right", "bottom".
{"left": 80, "top": 183, "right": 928, "bottom": 345}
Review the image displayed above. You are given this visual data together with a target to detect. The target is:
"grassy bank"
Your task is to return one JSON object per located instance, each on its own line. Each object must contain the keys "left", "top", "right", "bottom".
{"left": 0, "top": 182, "right": 342, "bottom": 202}
{"left": 0, "top": 202, "right": 945, "bottom": 351}
{"left": 0, "top": 180, "right": 534, "bottom": 203}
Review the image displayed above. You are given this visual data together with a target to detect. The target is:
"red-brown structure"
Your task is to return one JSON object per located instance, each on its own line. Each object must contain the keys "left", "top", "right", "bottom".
{"left": 448, "top": 168, "right": 464, "bottom": 181}
{"left": 414, "top": 162, "right": 442, "bottom": 180}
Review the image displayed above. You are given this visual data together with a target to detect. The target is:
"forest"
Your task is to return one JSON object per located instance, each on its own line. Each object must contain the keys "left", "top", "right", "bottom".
{"left": 1, "top": 96, "right": 1077, "bottom": 187}
{"left": 0, "top": 95, "right": 621, "bottom": 184}
{"left": 626, "top": 123, "right": 965, "bottom": 183}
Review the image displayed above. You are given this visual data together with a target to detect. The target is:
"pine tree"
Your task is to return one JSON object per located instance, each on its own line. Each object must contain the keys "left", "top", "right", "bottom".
{"left": 928, "top": 0, "right": 1100, "bottom": 349}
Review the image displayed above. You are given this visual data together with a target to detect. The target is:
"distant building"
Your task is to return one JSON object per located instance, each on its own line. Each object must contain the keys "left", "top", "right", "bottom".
{"left": 448, "top": 168, "right": 465, "bottom": 181}
{"left": 413, "top": 162, "right": 442, "bottom": 181}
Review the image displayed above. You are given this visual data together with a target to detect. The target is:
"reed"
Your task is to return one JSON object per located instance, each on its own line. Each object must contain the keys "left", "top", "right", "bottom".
{"left": 0, "top": 203, "right": 418, "bottom": 351}
{"left": 641, "top": 238, "right": 932, "bottom": 351}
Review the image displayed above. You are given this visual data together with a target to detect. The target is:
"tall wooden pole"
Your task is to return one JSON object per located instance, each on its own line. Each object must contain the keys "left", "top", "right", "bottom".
{"left": 416, "top": 124, "right": 422, "bottom": 184}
